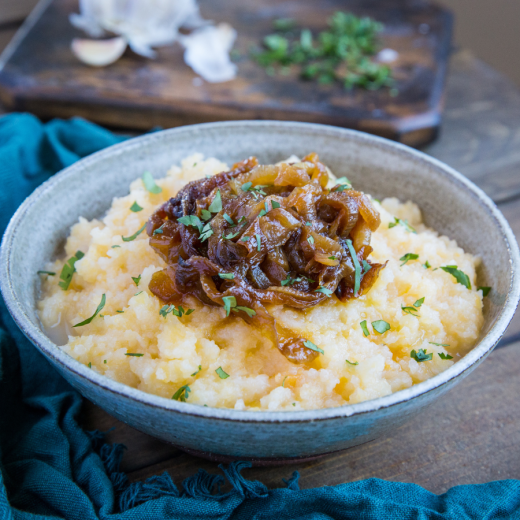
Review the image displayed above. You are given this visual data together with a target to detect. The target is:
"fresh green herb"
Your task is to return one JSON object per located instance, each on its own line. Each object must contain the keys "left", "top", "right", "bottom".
{"left": 199, "top": 223, "right": 214, "bottom": 242}
{"left": 360, "top": 320, "right": 370, "bottom": 337}
{"left": 372, "top": 320, "right": 390, "bottom": 334}
{"left": 73, "top": 294, "right": 106, "bottom": 327}
{"left": 124, "top": 353, "right": 144, "bottom": 357}
{"left": 216, "top": 367, "right": 230, "bottom": 379}
{"left": 222, "top": 296, "right": 237, "bottom": 317}
{"left": 438, "top": 353, "right": 454, "bottom": 360}
{"left": 307, "top": 235, "right": 315, "bottom": 246}
{"left": 122, "top": 223, "right": 146, "bottom": 242}
{"left": 178, "top": 214, "right": 203, "bottom": 230}
{"left": 104, "top": 360, "right": 107, "bottom": 364}
{"left": 241, "top": 181, "right": 253, "bottom": 192}
{"left": 429, "top": 342, "right": 450, "bottom": 347}
{"left": 410, "top": 349, "right": 433, "bottom": 362}
{"left": 200, "top": 209, "right": 212, "bottom": 221}
{"left": 132, "top": 274, "right": 141, "bottom": 286}
{"left": 272, "top": 200, "right": 281, "bottom": 209}
{"left": 111, "top": 245, "right": 121, "bottom": 248}
{"left": 258, "top": 209, "right": 267, "bottom": 218}
{"left": 328, "top": 256, "right": 337, "bottom": 261}
{"left": 116, "top": 310, "right": 124, "bottom": 314}
{"left": 282, "top": 375, "right": 288, "bottom": 387}
{"left": 130, "top": 201, "right": 143, "bottom": 212}
{"left": 142, "top": 171, "right": 162, "bottom": 194}
{"left": 219, "top": 273, "right": 235, "bottom": 280}
{"left": 208, "top": 190, "right": 222, "bottom": 213}
{"left": 478, "top": 286, "right": 491, "bottom": 297}
{"left": 223, "top": 231, "right": 240, "bottom": 240}
{"left": 305, "top": 221, "right": 311, "bottom": 226}
{"left": 253, "top": 12, "right": 392, "bottom": 92}
{"left": 400, "top": 253, "right": 419, "bottom": 266}
{"left": 315, "top": 286, "right": 333, "bottom": 297}
{"left": 303, "top": 340, "right": 324, "bottom": 355}
{"left": 292, "top": 402, "right": 296, "bottom": 406}
{"left": 440, "top": 265, "right": 471, "bottom": 289}
{"left": 362, "top": 260, "right": 372, "bottom": 274}
{"left": 88, "top": 362, "right": 91, "bottom": 368}
{"left": 423, "top": 260, "right": 431, "bottom": 269}
{"left": 346, "top": 359, "right": 359, "bottom": 366}
{"left": 256, "top": 234, "right": 262, "bottom": 251}
{"left": 346, "top": 239, "right": 361, "bottom": 296}
{"left": 235, "top": 306, "right": 256, "bottom": 318}
{"left": 134, "top": 291, "right": 143, "bottom": 296}
{"left": 223, "top": 213, "right": 235, "bottom": 226}
{"left": 58, "top": 250, "right": 84, "bottom": 290}
{"left": 191, "top": 365, "right": 202, "bottom": 376}
{"left": 334, "top": 177, "right": 352, "bottom": 192}
{"left": 413, "top": 297, "right": 425, "bottom": 308}
{"left": 388, "top": 217, "right": 416, "bottom": 234}
{"left": 172, "top": 385, "right": 191, "bottom": 402}
{"left": 37, "top": 270, "right": 56, "bottom": 276}
{"left": 401, "top": 305, "right": 420, "bottom": 317}
{"left": 153, "top": 224, "right": 164, "bottom": 236}
{"left": 160, "top": 304, "right": 194, "bottom": 319}
{"left": 241, "top": 235, "right": 251, "bottom": 242}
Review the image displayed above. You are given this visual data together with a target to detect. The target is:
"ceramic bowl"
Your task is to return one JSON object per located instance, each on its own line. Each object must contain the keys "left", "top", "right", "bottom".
{"left": 2, "top": 121, "right": 519, "bottom": 463}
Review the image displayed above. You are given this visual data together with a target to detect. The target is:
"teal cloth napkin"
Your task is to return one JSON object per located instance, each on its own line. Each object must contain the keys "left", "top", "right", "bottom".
{"left": 1, "top": 113, "right": 520, "bottom": 520}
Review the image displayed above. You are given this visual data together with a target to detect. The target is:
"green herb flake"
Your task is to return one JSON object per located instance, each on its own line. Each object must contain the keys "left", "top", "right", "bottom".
{"left": 122, "top": 223, "right": 146, "bottom": 242}
{"left": 223, "top": 231, "right": 240, "bottom": 240}
{"left": 172, "top": 385, "right": 191, "bottom": 402}
{"left": 116, "top": 310, "right": 124, "bottom": 314}
{"left": 303, "top": 340, "right": 324, "bottom": 355}
{"left": 241, "top": 235, "right": 251, "bottom": 242}
{"left": 401, "top": 305, "right": 419, "bottom": 317}
{"left": 135, "top": 291, "right": 143, "bottom": 296}
{"left": 104, "top": 360, "right": 107, "bottom": 364}
{"left": 258, "top": 209, "right": 267, "bottom": 218}
{"left": 346, "top": 239, "right": 361, "bottom": 296}
{"left": 346, "top": 359, "right": 359, "bottom": 366}
{"left": 132, "top": 274, "right": 141, "bottom": 286}
{"left": 178, "top": 215, "right": 203, "bottom": 231}
{"left": 423, "top": 260, "right": 431, "bottom": 269}
{"left": 199, "top": 223, "right": 214, "bottom": 242}
{"left": 153, "top": 224, "right": 164, "bottom": 236}
{"left": 478, "top": 286, "right": 492, "bottom": 297}
{"left": 142, "top": 171, "right": 162, "bottom": 194}
{"left": 112, "top": 245, "right": 121, "bottom": 248}
{"left": 272, "top": 200, "right": 281, "bottom": 209}
{"left": 208, "top": 189, "right": 223, "bottom": 213}
{"left": 410, "top": 349, "right": 433, "bottom": 362}
{"left": 360, "top": 320, "right": 370, "bottom": 337}
{"left": 307, "top": 235, "right": 315, "bottom": 246}
{"left": 429, "top": 342, "right": 450, "bottom": 347}
{"left": 282, "top": 375, "right": 288, "bottom": 387}
{"left": 73, "top": 294, "right": 106, "bottom": 327}
{"left": 235, "top": 306, "right": 256, "bottom": 318}
{"left": 200, "top": 209, "right": 212, "bottom": 221}
{"left": 125, "top": 353, "right": 144, "bottom": 357}
{"left": 362, "top": 260, "right": 372, "bottom": 274}
{"left": 305, "top": 221, "right": 311, "bottom": 226}
{"left": 438, "top": 353, "right": 454, "bottom": 360}
{"left": 400, "top": 253, "right": 419, "bottom": 266}
{"left": 315, "top": 286, "right": 333, "bottom": 297}
{"left": 223, "top": 213, "right": 235, "bottom": 226}
{"left": 38, "top": 270, "right": 56, "bottom": 276}
{"left": 88, "top": 362, "right": 91, "bottom": 368}
{"left": 191, "top": 365, "right": 202, "bottom": 376}
{"left": 372, "top": 320, "right": 390, "bottom": 334}
{"left": 255, "top": 234, "right": 262, "bottom": 252}
{"left": 241, "top": 181, "right": 253, "bottom": 192}
{"left": 216, "top": 367, "right": 230, "bottom": 379}
{"left": 413, "top": 297, "right": 425, "bottom": 308}
{"left": 440, "top": 265, "right": 471, "bottom": 289}
{"left": 219, "top": 272, "right": 235, "bottom": 280}
{"left": 58, "top": 250, "right": 84, "bottom": 290}
{"left": 389, "top": 217, "right": 416, "bottom": 233}
{"left": 130, "top": 201, "right": 143, "bottom": 212}
{"left": 222, "top": 296, "right": 237, "bottom": 317}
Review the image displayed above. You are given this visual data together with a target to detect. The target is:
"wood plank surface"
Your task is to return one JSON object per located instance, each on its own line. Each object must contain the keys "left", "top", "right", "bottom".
{"left": 80, "top": 339, "right": 520, "bottom": 494}
{"left": 0, "top": 0, "right": 453, "bottom": 147}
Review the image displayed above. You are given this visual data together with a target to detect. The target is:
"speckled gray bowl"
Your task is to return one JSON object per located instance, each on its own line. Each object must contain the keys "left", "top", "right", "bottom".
{"left": 1, "top": 121, "right": 519, "bottom": 463}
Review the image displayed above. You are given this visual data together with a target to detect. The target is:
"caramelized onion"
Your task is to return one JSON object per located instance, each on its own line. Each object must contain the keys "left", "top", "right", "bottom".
{"left": 147, "top": 155, "right": 386, "bottom": 363}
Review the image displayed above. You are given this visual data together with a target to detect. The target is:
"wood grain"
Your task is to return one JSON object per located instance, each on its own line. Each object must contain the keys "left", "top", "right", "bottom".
{"left": 80, "top": 340, "right": 520, "bottom": 494}
{"left": 0, "top": 0, "right": 452, "bottom": 147}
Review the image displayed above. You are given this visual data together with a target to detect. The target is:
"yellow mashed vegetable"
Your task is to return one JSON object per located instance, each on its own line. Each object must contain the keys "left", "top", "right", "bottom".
{"left": 37, "top": 155, "right": 484, "bottom": 411}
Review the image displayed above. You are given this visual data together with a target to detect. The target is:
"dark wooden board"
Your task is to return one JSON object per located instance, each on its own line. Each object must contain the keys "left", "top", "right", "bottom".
{"left": 0, "top": 0, "right": 452, "bottom": 147}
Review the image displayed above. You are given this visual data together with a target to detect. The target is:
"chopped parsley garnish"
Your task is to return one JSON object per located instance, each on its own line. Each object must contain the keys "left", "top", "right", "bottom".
{"left": 37, "top": 270, "right": 56, "bottom": 276}
{"left": 400, "top": 253, "right": 419, "bottom": 266}
{"left": 135, "top": 291, "right": 143, "bottom": 296}
{"left": 360, "top": 320, "right": 370, "bottom": 337}
{"left": 111, "top": 245, "right": 121, "bottom": 248}
{"left": 410, "top": 349, "right": 433, "bottom": 362}
{"left": 58, "top": 250, "right": 84, "bottom": 290}
{"left": 200, "top": 209, "right": 212, "bottom": 221}
{"left": 423, "top": 260, "right": 431, "bottom": 269}
{"left": 122, "top": 223, "right": 146, "bottom": 242}
{"left": 88, "top": 362, "right": 91, "bottom": 368}
{"left": 132, "top": 274, "right": 141, "bottom": 286}
{"left": 116, "top": 310, "right": 124, "bottom": 314}
{"left": 255, "top": 234, "right": 262, "bottom": 251}
{"left": 191, "top": 365, "right": 202, "bottom": 376}
{"left": 346, "top": 239, "right": 361, "bottom": 296}
{"left": 281, "top": 275, "right": 313, "bottom": 286}
{"left": 305, "top": 221, "right": 311, "bottom": 226}
{"left": 438, "top": 353, "right": 454, "bottom": 360}
{"left": 142, "top": 171, "right": 162, "bottom": 194}
{"left": 272, "top": 200, "right": 281, "bottom": 209}
{"left": 282, "top": 375, "right": 288, "bottom": 387}
{"left": 160, "top": 304, "right": 194, "bottom": 319}
{"left": 315, "top": 286, "right": 333, "bottom": 297}
{"left": 241, "top": 182, "right": 253, "bottom": 192}
{"left": 478, "top": 286, "right": 491, "bottom": 297}
{"left": 429, "top": 342, "right": 450, "bottom": 347}
{"left": 328, "top": 256, "right": 337, "bottom": 261}
{"left": 222, "top": 296, "right": 237, "bottom": 317}
{"left": 334, "top": 177, "right": 352, "bottom": 191}
{"left": 130, "top": 201, "right": 143, "bottom": 212}
{"left": 307, "top": 235, "right": 315, "bottom": 246}
{"left": 346, "top": 359, "right": 359, "bottom": 366}
{"left": 104, "top": 360, "right": 107, "bottom": 364}
{"left": 208, "top": 190, "right": 223, "bottom": 213}
{"left": 125, "top": 353, "right": 144, "bottom": 356}
{"left": 219, "top": 273, "right": 235, "bottom": 280}
{"left": 372, "top": 320, "right": 390, "bottom": 334}
{"left": 401, "top": 305, "right": 419, "bottom": 317}
{"left": 258, "top": 209, "right": 267, "bottom": 218}
{"left": 388, "top": 217, "right": 416, "bottom": 234}
{"left": 413, "top": 297, "right": 425, "bottom": 308}
{"left": 223, "top": 213, "right": 235, "bottom": 226}
{"left": 216, "top": 367, "right": 230, "bottom": 379}
{"left": 235, "top": 306, "right": 256, "bottom": 317}
{"left": 73, "top": 294, "right": 106, "bottom": 327}
{"left": 241, "top": 235, "right": 251, "bottom": 242}
{"left": 153, "top": 224, "right": 164, "bottom": 235}
{"left": 178, "top": 214, "right": 203, "bottom": 229}
{"left": 303, "top": 340, "right": 324, "bottom": 354}
{"left": 440, "top": 265, "right": 471, "bottom": 289}
{"left": 199, "top": 223, "right": 214, "bottom": 242}
{"left": 362, "top": 260, "right": 372, "bottom": 274}
{"left": 223, "top": 231, "right": 240, "bottom": 240}
{"left": 172, "top": 384, "right": 191, "bottom": 402}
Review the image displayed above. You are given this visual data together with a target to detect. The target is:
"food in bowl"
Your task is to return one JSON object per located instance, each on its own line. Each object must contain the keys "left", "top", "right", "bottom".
{"left": 37, "top": 153, "right": 485, "bottom": 411}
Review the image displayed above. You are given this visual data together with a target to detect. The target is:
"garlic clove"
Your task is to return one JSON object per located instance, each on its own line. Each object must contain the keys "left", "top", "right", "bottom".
{"left": 71, "top": 37, "right": 127, "bottom": 67}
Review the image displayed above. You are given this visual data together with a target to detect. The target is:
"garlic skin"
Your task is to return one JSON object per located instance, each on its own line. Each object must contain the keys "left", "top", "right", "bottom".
{"left": 71, "top": 37, "right": 127, "bottom": 67}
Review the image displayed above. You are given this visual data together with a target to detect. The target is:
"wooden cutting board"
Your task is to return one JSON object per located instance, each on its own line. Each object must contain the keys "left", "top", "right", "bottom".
{"left": 0, "top": 0, "right": 452, "bottom": 147}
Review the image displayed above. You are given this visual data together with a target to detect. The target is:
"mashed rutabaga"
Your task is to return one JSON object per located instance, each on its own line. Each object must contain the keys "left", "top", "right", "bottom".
{"left": 37, "top": 155, "right": 484, "bottom": 410}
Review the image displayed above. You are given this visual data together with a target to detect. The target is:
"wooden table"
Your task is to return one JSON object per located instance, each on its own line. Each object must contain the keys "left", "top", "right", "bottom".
{"left": 1, "top": 19, "right": 520, "bottom": 493}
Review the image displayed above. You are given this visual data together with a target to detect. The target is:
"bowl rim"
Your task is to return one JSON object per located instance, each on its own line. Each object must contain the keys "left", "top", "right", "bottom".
{"left": 2, "top": 120, "right": 519, "bottom": 424}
